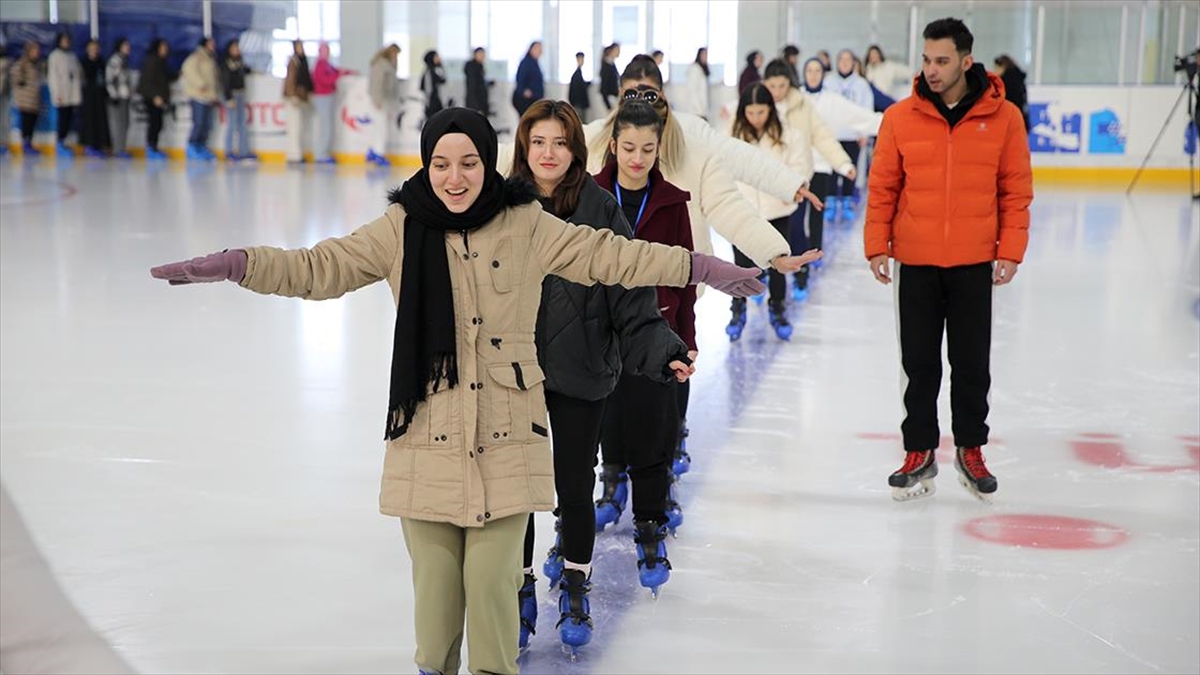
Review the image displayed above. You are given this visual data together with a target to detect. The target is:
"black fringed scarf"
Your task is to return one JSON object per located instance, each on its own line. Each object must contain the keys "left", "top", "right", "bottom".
{"left": 385, "top": 108, "right": 538, "bottom": 440}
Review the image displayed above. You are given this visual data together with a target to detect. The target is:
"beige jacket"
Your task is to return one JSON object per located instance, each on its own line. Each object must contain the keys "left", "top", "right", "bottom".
{"left": 776, "top": 88, "right": 856, "bottom": 177}
{"left": 239, "top": 202, "right": 691, "bottom": 527}
{"left": 734, "top": 127, "right": 807, "bottom": 221}
{"left": 181, "top": 47, "right": 218, "bottom": 102}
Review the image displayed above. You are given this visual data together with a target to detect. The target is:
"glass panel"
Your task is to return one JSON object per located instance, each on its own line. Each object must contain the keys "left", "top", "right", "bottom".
{"left": 602, "top": 0, "right": 647, "bottom": 70}
{"left": 707, "top": 0, "right": 738, "bottom": 86}
{"left": 1041, "top": 1, "right": 1124, "bottom": 84}
{"left": 558, "top": 0, "right": 595, "bottom": 83}
{"left": 438, "top": 0, "right": 471, "bottom": 61}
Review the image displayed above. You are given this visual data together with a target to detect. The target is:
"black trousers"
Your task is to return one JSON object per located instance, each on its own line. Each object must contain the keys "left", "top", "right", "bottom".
{"left": 896, "top": 262, "right": 993, "bottom": 451}
{"left": 676, "top": 379, "right": 689, "bottom": 432}
{"left": 834, "top": 141, "right": 860, "bottom": 197}
{"left": 146, "top": 106, "right": 164, "bottom": 151}
{"left": 20, "top": 111, "right": 38, "bottom": 142}
{"left": 55, "top": 106, "right": 75, "bottom": 143}
{"left": 522, "top": 391, "right": 607, "bottom": 568}
{"left": 599, "top": 372, "right": 677, "bottom": 524}
{"left": 732, "top": 216, "right": 789, "bottom": 306}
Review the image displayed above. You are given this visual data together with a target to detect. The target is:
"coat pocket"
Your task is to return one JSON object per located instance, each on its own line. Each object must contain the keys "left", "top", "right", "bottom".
{"left": 488, "top": 238, "right": 513, "bottom": 293}
{"left": 483, "top": 361, "right": 548, "bottom": 443}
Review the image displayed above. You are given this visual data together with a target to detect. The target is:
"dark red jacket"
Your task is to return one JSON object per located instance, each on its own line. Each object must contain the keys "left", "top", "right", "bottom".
{"left": 595, "top": 162, "right": 697, "bottom": 351}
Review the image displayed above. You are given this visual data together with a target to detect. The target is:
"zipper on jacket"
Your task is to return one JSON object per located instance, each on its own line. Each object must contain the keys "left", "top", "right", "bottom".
{"left": 944, "top": 120, "right": 953, "bottom": 246}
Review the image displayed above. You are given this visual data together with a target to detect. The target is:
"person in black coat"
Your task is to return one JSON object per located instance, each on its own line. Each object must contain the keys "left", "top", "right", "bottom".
{"left": 568, "top": 52, "right": 590, "bottom": 118}
{"left": 464, "top": 47, "right": 491, "bottom": 116}
{"left": 599, "top": 43, "right": 620, "bottom": 111}
{"left": 79, "top": 39, "right": 110, "bottom": 156}
{"left": 420, "top": 50, "right": 446, "bottom": 119}
{"left": 509, "top": 99, "right": 690, "bottom": 649}
{"left": 994, "top": 54, "right": 1029, "bottom": 131}
{"left": 137, "top": 39, "right": 171, "bottom": 158}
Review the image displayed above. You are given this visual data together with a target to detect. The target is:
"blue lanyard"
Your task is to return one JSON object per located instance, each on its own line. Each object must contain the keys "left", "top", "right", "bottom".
{"left": 615, "top": 179, "right": 650, "bottom": 234}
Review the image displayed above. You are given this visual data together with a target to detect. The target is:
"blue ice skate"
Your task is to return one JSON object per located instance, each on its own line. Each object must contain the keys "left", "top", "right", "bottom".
{"left": 633, "top": 520, "right": 672, "bottom": 597}
{"left": 594, "top": 465, "right": 628, "bottom": 532}
{"left": 518, "top": 572, "right": 537, "bottom": 653}
{"left": 555, "top": 569, "right": 593, "bottom": 658}
{"left": 543, "top": 517, "right": 564, "bottom": 587}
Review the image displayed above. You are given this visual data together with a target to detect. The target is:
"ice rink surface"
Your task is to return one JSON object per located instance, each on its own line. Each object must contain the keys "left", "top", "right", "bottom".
{"left": 1, "top": 157, "right": 1197, "bottom": 674}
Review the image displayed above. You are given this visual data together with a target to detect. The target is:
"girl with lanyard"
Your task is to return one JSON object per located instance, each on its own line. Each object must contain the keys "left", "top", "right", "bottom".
{"left": 595, "top": 100, "right": 798, "bottom": 597}
{"left": 149, "top": 108, "right": 765, "bottom": 675}
{"left": 510, "top": 100, "right": 695, "bottom": 655}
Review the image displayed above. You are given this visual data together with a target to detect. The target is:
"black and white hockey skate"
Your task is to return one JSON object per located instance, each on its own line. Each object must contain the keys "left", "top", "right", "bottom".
{"left": 888, "top": 450, "right": 938, "bottom": 501}
{"left": 954, "top": 446, "right": 998, "bottom": 503}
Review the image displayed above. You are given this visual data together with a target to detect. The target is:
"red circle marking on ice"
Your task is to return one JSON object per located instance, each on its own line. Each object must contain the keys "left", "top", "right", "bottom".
{"left": 962, "top": 515, "right": 1130, "bottom": 550}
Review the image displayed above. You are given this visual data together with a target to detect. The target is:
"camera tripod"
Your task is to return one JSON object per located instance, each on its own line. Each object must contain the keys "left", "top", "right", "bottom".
{"left": 1127, "top": 69, "right": 1199, "bottom": 199}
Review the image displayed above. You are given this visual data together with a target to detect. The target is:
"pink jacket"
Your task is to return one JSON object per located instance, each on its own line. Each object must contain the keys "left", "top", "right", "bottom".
{"left": 312, "top": 58, "right": 349, "bottom": 96}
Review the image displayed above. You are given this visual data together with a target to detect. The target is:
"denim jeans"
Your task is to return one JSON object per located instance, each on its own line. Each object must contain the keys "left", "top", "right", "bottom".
{"left": 188, "top": 101, "right": 213, "bottom": 148}
{"left": 225, "top": 92, "right": 249, "bottom": 156}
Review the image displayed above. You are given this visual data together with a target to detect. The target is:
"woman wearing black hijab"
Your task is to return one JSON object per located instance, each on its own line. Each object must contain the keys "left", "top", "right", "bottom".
{"left": 150, "top": 108, "right": 765, "bottom": 675}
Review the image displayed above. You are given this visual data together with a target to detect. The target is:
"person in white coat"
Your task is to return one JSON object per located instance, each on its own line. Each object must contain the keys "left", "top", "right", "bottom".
{"left": 679, "top": 47, "right": 711, "bottom": 120}
{"left": 499, "top": 55, "right": 821, "bottom": 275}
{"left": 728, "top": 82, "right": 811, "bottom": 340}
{"left": 822, "top": 49, "right": 875, "bottom": 217}
{"left": 865, "top": 44, "right": 913, "bottom": 102}
{"left": 796, "top": 57, "right": 883, "bottom": 289}
{"left": 47, "top": 32, "right": 83, "bottom": 157}
{"left": 761, "top": 58, "right": 879, "bottom": 294}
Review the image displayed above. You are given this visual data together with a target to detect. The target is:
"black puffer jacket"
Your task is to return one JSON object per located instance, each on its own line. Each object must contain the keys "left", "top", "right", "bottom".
{"left": 535, "top": 178, "right": 688, "bottom": 401}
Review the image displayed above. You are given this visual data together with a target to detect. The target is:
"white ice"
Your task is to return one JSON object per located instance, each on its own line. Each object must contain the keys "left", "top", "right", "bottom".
{"left": 1, "top": 159, "right": 1197, "bottom": 674}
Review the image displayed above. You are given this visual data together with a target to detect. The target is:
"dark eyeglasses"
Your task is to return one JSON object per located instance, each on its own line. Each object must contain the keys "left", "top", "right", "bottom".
{"left": 622, "top": 88, "right": 661, "bottom": 103}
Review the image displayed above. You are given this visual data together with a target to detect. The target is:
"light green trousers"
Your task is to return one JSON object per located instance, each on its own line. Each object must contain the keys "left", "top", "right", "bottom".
{"left": 400, "top": 512, "right": 528, "bottom": 675}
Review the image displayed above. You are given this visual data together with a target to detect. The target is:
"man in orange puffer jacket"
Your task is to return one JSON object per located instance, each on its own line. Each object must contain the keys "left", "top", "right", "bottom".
{"left": 864, "top": 17, "right": 1033, "bottom": 504}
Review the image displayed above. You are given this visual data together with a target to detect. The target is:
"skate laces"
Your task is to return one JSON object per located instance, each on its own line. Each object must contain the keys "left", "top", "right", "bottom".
{"left": 898, "top": 450, "right": 932, "bottom": 473}
{"left": 556, "top": 573, "right": 593, "bottom": 628}
{"left": 959, "top": 447, "right": 991, "bottom": 479}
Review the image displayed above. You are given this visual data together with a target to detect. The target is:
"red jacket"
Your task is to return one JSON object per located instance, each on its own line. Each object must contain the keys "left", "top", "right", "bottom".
{"left": 595, "top": 162, "right": 698, "bottom": 351}
{"left": 864, "top": 69, "right": 1033, "bottom": 266}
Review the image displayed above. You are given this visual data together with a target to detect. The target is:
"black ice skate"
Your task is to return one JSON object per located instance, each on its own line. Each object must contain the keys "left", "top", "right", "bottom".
{"left": 954, "top": 446, "right": 998, "bottom": 503}
{"left": 888, "top": 450, "right": 938, "bottom": 501}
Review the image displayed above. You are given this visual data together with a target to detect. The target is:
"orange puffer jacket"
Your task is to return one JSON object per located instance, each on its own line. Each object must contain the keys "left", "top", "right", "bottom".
{"left": 864, "top": 70, "right": 1033, "bottom": 266}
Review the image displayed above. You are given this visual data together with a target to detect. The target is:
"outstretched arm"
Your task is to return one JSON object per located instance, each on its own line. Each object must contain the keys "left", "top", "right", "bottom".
{"left": 151, "top": 206, "right": 401, "bottom": 300}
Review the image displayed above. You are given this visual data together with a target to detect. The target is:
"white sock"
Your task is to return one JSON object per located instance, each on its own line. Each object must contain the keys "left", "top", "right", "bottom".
{"left": 563, "top": 561, "right": 592, "bottom": 577}
{"left": 523, "top": 566, "right": 534, "bottom": 575}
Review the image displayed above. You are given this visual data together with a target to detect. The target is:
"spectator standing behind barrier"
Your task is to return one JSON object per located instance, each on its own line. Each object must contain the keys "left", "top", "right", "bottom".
{"left": 282, "top": 39, "right": 312, "bottom": 164}
{"left": 221, "top": 39, "right": 254, "bottom": 162}
{"left": 568, "top": 52, "right": 591, "bottom": 119}
{"left": 79, "top": 39, "right": 109, "bottom": 158}
{"left": 182, "top": 36, "right": 219, "bottom": 161}
{"left": 48, "top": 32, "right": 82, "bottom": 157}
{"left": 513, "top": 41, "right": 545, "bottom": 117}
{"left": 367, "top": 43, "right": 401, "bottom": 166}
{"left": 311, "top": 41, "right": 354, "bottom": 164}
{"left": 464, "top": 47, "right": 491, "bottom": 117}
{"left": 137, "top": 39, "right": 170, "bottom": 160}
{"left": 12, "top": 42, "right": 42, "bottom": 156}
{"left": 421, "top": 50, "right": 447, "bottom": 121}
{"left": 105, "top": 37, "right": 133, "bottom": 159}
{"left": 993, "top": 54, "right": 1029, "bottom": 131}
{"left": 738, "top": 51, "right": 763, "bottom": 93}
{"left": 599, "top": 43, "right": 620, "bottom": 111}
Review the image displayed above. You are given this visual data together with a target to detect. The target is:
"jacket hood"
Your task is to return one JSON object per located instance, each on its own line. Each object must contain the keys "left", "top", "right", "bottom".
{"left": 912, "top": 63, "right": 1005, "bottom": 119}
